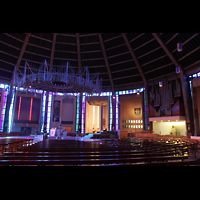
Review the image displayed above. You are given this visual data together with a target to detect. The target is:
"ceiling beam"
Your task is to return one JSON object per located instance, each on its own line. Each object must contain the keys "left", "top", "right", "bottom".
{"left": 112, "top": 67, "right": 137, "bottom": 74}
{"left": 103, "top": 35, "right": 122, "bottom": 42}
{"left": 129, "top": 33, "right": 145, "bottom": 43}
{"left": 57, "top": 33, "right": 76, "bottom": 37}
{"left": 141, "top": 55, "right": 168, "bottom": 67}
{"left": 107, "top": 51, "right": 130, "bottom": 59}
{"left": 98, "top": 33, "right": 114, "bottom": 92}
{"left": 30, "top": 34, "right": 52, "bottom": 43}
{"left": 81, "top": 57, "right": 104, "bottom": 61}
{"left": 15, "top": 33, "right": 31, "bottom": 69}
{"left": 0, "top": 50, "right": 18, "bottom": 59}
{"left": 172, "top": 33, "right": 199, "bottom": 53}
{"left": 152, "top": 33, "right": 191, "bottom": 130}
{"left": 76, "top": 33, "right": 81, "bottom": 76}
{"left": 144, "top": 63, "right": 173, "bottom": 74}
{"left": 56, "top": 41, "right": 76, "bottom": 46}
{"left": 133, "top": 38, "right": 155, "bottom": 51}
{"left": 121, "top": 33, "right": 146, "bottom": 82}
{"left": 50, "top": 33, "right": 57, "bottom": 72}
{"left": 178, "top": 45, "right": 200, "bottom": 62}
{"left": 109, "top": 58, "right": 134, "bottom": 66}
{"left": 80, "top": 41, "right": 100, "bottom": 46}
{"left": 137, "top": 46, "right": 162, "bottom": 59}
{"left": 6, "top": 33, "right": 31, "bottom": 120}
{"left": 0, "top": 40, "right": 20, "bottom": 51}
{"left": 3, "top": 33, "right": 24, "bottom": 43}
{"left": 166, "top": 33, "right": 179, "bottom": 44}
{"left": 24, "top": 50, "right": 50, "bottom": 59}
{"left": 106, "top": 43, "right": 126, "bottom": 51}
{"left": 27, "top": 42, "right": 51, "bottom": 51}
{"left": 152, "top": 33, "right": 180, "bottom": 69}
{"left": 79, "top": 33, "right": 98, "bottom": 37}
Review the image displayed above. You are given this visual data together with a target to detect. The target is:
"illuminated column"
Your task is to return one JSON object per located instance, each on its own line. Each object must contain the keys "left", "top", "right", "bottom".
{"left": 29, "top": 98, "right": 33, "bottom": 121}
{"left": 112, "top": 95, "right": 115, "bottom": 131}
{"left": 81, "top": 93, "right": 86, "bottom": 134}
{"left": 75, "top": 93, "right": 80, "bottom": 132}
{"left": 7, "top": 87, "right": 16, "bottom": 133}
{"left": 40, "top": 91, "right": 46, "bottom": 133}
{"left": 17, "top": 97, "right": 22, "bottom": 120}
{"left": 109, "top": 92, "right": 112, "bottom": 131}
{"left": 46, "top": 92, "right": 52, "bottom": 133}
{"left": 97, "top": 106, "right": 99, "bottom": 129}
{"left": 115, "top": 91, "right": 119, "bottom": 131}
{"left": 0, "top": 87, "right": 8, "bottom": 132}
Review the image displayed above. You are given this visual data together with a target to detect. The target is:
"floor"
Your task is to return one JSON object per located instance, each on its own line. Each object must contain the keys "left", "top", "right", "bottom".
{"left": 0, "top": 134, "right": 104, "bottom": 144}
{"left": 1, "top": 134, "right": 200, "bottom": 164}
{"left": 0, "top": 135, "right": 44, "bottom": 144}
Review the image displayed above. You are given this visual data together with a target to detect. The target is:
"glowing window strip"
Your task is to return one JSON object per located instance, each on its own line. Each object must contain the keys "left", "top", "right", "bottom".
{"left": 81, "top": 93, "right": 86, "bottom": 134}
{"left": 7, "top": 88, "right": 15, "bottom": 133}
{"left": 40, "top": 91, "right": 46, "bottom": 133}
{"left": 144, "top": 91, "right": 148, "bottom": 131}
{"left": 189, "top": 80, "right": 192, "bottom": 98}
{"left": 0, "top": 88, "right": 8, "bottom": 132}
{"left": 118, "top": 88, "right": 144, "bottom": 96}
{"left": 97, "top": 106, "right": 99, "bottom": 128}
{"left": 18, "top": 97, "right": 22, "bottom": 120}
{"left": 75, "top": 93, "right": 80, "bottom": 132}
{"left": 115, "top": 92, "right": 119, "bottom": 131}
{"left": 93, "top": 106, "right": 95, "bottom": 125}
{"left": 109, "top": 94, "right": 112, "bottom": 131}
{"left": 46, "top": 92, "right": 52, "bottom": 133}
{"left": 0, "top": 84, "right": 9, "bottom": 89}
{"left": 29, "top": 98, "right": 33, "bottom": 121}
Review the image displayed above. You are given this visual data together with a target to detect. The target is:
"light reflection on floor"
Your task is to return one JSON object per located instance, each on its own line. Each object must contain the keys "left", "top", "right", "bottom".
{"left": 0, "top": 135, "right": 43, "bottom": 144}
{"left": 0, "top": 134, "right": 106, "bottom": 144}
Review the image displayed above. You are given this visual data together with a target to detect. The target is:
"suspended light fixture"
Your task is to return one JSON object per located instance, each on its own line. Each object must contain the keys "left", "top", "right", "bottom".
{"left": 13, "top": 60, "right": 102, "bottom": 94}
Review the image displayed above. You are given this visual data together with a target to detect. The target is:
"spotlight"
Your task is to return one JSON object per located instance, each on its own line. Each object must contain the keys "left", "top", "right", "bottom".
{"left": 177, "top": 43, "right": 183, "bottom": 52}
{"left": 176, "top": 66, "right": 180, "bottom": 73}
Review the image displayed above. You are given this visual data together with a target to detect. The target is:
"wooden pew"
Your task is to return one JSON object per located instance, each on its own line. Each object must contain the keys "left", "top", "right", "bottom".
{"left": 0, "top": 137, "right": 195, "bottom": 166}
{"left": 0, "top": 139, "right": 33, "bottom": 154}
{"left": 0, "top": 154, "right": 188, "bottom": 166}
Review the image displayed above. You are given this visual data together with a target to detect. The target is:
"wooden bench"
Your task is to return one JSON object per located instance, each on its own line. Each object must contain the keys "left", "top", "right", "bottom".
{"left": 106, "top": 159, "right": 200, "bottom": 166}
{"left": 0, "top": 154, "right": 188, "bottom": 166}
{"left": 0, "top": 138, "right": 195, "bottom": 166}
{"left": 0, "top": 139, "right": 33, "bottom": 154}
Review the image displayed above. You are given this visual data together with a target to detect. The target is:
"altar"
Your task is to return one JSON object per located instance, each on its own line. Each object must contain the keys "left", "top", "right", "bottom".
{"left": 49, "top": 127, "right": 67, "bottom": 139}
{"left": 50, "top": 128, "right": 56, "bottom": 137}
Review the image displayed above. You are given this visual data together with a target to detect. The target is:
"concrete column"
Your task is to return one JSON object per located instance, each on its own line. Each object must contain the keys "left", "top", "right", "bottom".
{"left": 191, "top": 80, "right": 199, "bottom": 136}
{"left": 144, "top": 81, "right": 150, "bottom": 131}
{"left": 180, "top": 69, "right": 194, "bottom": 136}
